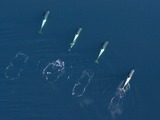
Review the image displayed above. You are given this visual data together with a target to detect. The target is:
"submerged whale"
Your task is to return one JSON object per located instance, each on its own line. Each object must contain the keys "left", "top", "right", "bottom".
{"left": 68, "top": 27, "right": 82, "bottom": 51}
{"left": 38, "top": 11, "right": 50, "bottom": 34}
{"left": 95, "top": 41, "right": 109, "bottom": 63}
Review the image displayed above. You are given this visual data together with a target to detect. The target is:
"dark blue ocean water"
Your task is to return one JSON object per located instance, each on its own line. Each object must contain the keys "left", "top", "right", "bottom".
{"left": 0, "top": 0, "right": 160, "bottom": 120}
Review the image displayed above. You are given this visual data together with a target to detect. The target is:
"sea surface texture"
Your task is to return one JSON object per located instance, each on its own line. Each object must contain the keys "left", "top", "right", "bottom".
{"left": 0, "top": 0, "right": 159, "bottom": 120}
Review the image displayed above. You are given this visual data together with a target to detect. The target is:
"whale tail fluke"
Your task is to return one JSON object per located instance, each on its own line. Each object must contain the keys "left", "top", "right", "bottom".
{"left": 38, "top": 30, "right": 43, "bottom": 34}
{"left": 94, "top": 60, "right": 99, "bottom": 64}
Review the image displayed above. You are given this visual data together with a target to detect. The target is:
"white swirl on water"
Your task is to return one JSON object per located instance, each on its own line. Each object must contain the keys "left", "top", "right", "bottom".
{"left": 42, "top": 59, "right": 65, "bottom": 84}
{"left": 72, "top": 69, "right": 94, "bottom": 97}
{"left": 108, "top": 93, "right": 124, "bottom": 119}
{"left": 108, "top": 80, "right": 131, "bottom": 119}
{"left": 5, "top": 51, "right": 29, "bottom": 80}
